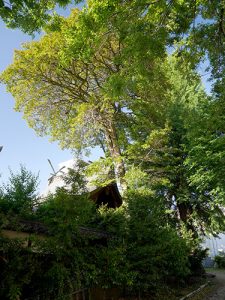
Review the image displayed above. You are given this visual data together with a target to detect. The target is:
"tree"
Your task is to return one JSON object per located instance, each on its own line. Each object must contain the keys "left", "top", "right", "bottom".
{"left": 1, "top": 1, "right": 225, "bottom": 235}
{"left": 126, "top": 59, "right": 225, "bottom": 236}
{"left": 0, "top": 165, "right": 39, "bottom": 215}
{"left": 0, "top": 9, "right": 169, "bottom": 191}
{"left": 1, "top": 0, "right": 225, "bottom": 83}
{"left": 0, "top": 0, "right": 75, "bottom": 34}
{"left": 125, "top": 190, "right": 190, "bottom": 295}
{"left": 184, "top": 95, "right": 225, "bottom": 234}
{"left": 1, "top": 1, "right": 225, "bottom": 187}
{"left": 86, "top": 1, "right": 225, "bottom": 80}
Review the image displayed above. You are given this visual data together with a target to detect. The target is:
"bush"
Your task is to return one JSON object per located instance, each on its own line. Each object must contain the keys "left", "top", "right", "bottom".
{"left": 215, "top": 253, "right": 225, "bottom": 269}
{"left": 125, "top": 190, "right": 191, "bottom": 294}
{"left": 188, "top": 248, "right": 208, "bottom": 275}
{"left": 0, "top": 169, "right": 205, "bottom": 299}
{"left": 0, "top": 165, "right": 39, "bottom": 217}
{"left": 36, "top": 187, "right": 96, "bottom": 231}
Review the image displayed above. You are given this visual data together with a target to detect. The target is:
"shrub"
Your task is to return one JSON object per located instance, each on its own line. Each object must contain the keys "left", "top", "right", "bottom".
{"left": 188, "top": 248, "right": 208, "bottom": 275}
{"left": 0, "top": 165, "right": 39, "bottom": 217}
{"left": 215, "top": 253, "right": 225, "bottom": 269}
{"left": 125, "top": 190, "right": 191, "bottom": 294}
{"left": 36, "top": 187, "right": 96, "bottom": 231}
{"left": 0, "top": 169, "right": 205, "bottom": 299}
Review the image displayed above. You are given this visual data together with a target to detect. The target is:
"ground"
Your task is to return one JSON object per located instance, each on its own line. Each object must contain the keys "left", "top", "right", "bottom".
{"left": 190, "top": 270, "right": 225, "bottom": 300}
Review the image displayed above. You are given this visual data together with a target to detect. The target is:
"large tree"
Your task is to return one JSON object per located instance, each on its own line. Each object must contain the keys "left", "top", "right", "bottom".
{"left": 2, "top": 1, "right": 225, "bottom": 235}
{"left": 126, "top": 60, "right": 225, "bottom": 236}
{"left": 86, "top": 1, "right": 225, "bottom": 78}
{"left": 1, "top": 9, "right": 168, "bottom": 190}
{"left": 1, "top": 0, "right": 225, "bottom": 79}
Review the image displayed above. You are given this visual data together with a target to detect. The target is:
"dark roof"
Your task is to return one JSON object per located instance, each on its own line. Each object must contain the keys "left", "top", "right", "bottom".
{"left": 89, "top": 182, "right": 122, "bottom": 208}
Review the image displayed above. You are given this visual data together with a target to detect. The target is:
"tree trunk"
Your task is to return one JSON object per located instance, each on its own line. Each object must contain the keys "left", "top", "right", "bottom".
{"left": 103, "top": 120, "right": 126, "bottom": 193}
{"left": 177, "top": 201, "right": 197, "bottom": 237}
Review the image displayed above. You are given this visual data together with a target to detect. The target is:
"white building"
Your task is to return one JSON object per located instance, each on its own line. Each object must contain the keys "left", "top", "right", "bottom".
{"left": 202, "top": 234, "right": 225, "bottom": 257}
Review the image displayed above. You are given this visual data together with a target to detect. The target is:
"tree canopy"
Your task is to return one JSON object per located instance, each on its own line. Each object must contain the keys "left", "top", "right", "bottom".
{"left": 1, "top": 8, "right": 169, "bottom": 190}
{"left": 1, "top": 1, "right": 225, "bottom": 236}
{"left": 0, "top": 0, "right": 77, "bottom": 33}
{"left": 1, "top": 2, "right": 225, "bottom": 298}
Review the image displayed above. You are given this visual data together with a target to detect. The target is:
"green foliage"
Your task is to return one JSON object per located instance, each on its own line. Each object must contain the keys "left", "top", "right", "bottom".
{"left": 125, "top": 190, "right": 190, "bottom": 293}
{"left": 184, "top": 97, "right": 225, "bottom": 232}
{"left": 125, "top": 59, "right": 225, "bottom": 237}
{"left": 3, "top": 2, "right": 225, "bottom": 211}
{"left": 215, "top": 252, "right": 225, "bottom": 269}
{"left": 85, "top": 157, "right": 115, "bottom": 187}
{"left": 96, "top": 205, "right": 126, "bottom": 236}
{"left": 0, "top": 165, "right": 39, "bottom": 217}
{"left": 188, "top": 248, "right": 208, "bottom": 276}
{"left": 0, "top": 166, "right": 198, "bottom": 299}
{"left": 1, "top": 0, "right": 225, "bottom": 297}
{"left": 36, "top": 188, "right": 96, "bottom": 233}
{"left": 0, "top": 237, "right": 38, "bottom": 300}
{"left": 0, "top": 6, "right": 171, "bottom": 188}
{"left": 86, "top": 0, "right": 225, "bottom": 88}
{"left": 0, "top": 0, "right": 79, "bottom": 34}
{"left": 60, "top": 159, "right": 88, "bottom": 194}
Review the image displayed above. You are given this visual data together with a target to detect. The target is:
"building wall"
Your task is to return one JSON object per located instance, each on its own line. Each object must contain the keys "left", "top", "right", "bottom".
{"left": 202, "top": 233, "right": 225, "bottom": 257}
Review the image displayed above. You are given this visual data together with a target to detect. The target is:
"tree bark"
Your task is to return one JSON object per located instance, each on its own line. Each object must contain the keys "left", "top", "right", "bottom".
{"left": 103, "top": 120, "right": 126, "bottom": 193}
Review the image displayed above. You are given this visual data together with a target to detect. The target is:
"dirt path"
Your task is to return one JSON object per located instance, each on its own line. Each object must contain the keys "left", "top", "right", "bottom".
{"left": 201, "top": 270, "right": 225, "bottom": 300}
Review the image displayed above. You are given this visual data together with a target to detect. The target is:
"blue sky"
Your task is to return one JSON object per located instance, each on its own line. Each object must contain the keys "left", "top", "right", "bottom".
{"left": 0, "top": 20, "right": 74, "bottom": 193}
{"left": 0, "top": 3, "right": 102, "bottom": 193}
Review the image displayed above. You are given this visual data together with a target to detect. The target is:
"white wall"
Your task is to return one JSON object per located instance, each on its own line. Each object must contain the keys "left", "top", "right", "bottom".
{"left": 202, "top": 234, "right": 225, "bottom": 257}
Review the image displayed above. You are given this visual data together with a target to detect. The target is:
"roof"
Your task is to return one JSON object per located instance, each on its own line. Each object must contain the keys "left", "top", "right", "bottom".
{"left": 89, "top": 182, "right": 122, "bottom": 208}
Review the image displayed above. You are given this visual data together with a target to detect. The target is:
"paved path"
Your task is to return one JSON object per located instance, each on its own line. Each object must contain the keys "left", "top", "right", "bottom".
{"left": 203, "top": 270, "right": 225, "bottom": 300}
